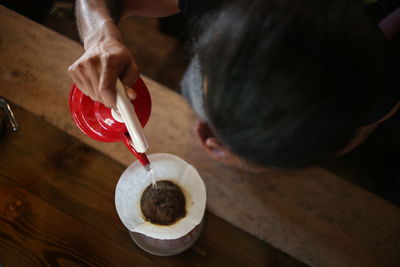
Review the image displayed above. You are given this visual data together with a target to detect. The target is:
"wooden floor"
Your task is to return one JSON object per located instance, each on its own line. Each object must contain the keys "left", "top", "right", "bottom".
{"left": 0, "top": 103, "right": 305, "bottom": 266}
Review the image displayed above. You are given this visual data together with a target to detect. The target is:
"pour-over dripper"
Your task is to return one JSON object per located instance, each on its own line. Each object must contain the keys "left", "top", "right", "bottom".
{"left": 115, "top": 153, "right": 207, "bottom": 256}
{"left": 69, "top": 77, "right": 152, "bottom": 166}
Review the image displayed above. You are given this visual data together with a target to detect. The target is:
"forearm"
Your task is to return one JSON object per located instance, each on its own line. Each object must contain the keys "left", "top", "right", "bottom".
{"left": 75, "top": 0, "right": 179, "bottom": 48}
{"left": 76, "top": 0, "right": 123, "bottom": 49}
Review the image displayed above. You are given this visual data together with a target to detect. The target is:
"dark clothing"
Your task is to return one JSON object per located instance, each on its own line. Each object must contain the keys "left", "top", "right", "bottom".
{"left": 363, "top": 0, "right": 400, "bottom": 125}
{"left": 178, "top": 0, "right": 222, "bottom": 20}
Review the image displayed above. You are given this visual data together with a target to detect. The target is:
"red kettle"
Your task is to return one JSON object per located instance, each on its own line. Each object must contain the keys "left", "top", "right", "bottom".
{"left": 69, "top": 77, "right": 152, "bottom": 167}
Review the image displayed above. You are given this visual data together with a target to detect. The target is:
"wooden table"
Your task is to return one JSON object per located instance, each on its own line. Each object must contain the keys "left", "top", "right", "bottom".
{"left": 0, "top": 104, "right": 304, "bottom": 266}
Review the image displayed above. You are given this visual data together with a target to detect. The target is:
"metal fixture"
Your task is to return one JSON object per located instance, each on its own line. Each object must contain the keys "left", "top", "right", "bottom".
{"left": 0, "top": 97, "right": 19, "bottom": 131}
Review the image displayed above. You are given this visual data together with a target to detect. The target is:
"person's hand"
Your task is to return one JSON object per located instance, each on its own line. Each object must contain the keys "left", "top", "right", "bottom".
{"left": 68, "top": 38, "right": 138, "bottom": 108}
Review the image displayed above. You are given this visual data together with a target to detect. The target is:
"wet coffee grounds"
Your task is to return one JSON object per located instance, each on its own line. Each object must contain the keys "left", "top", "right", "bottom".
{"left": 140, "top": 180, "right": 186, "bottom": 225}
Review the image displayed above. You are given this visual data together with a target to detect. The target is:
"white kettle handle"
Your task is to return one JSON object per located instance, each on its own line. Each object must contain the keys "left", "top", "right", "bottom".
{"left": 115, "top": 79, "right": 149, "bottom": 153}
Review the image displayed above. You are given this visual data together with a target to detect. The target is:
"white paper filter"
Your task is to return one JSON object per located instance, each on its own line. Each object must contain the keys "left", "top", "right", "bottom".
{"left": 115, "top": 153, "right": 206, "bottom": 240}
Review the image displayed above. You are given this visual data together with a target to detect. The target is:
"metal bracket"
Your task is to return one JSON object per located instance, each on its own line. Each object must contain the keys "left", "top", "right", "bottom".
{"left": 0, "top": 97, "right": 19, "bottom": 131}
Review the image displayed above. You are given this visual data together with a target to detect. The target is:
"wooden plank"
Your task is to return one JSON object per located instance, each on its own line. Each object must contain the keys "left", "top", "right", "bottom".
{"left": 0, "top": 104, "right": 304, "bottom": 267}
{"left": 1, "top": 5, "right": 400, "bottom": 266}
{"left": 0, "top": 178, "right": 156, "bottom": 267}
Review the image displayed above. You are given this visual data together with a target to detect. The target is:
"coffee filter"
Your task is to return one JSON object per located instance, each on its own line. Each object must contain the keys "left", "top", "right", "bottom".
{"left": 115, "top": 153, "right": 207, "bottom": 240}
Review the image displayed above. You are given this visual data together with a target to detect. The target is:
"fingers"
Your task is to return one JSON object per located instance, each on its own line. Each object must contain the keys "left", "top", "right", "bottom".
{"left": 68, "top": 55, "right": 101, "bottom": 102}
{"left": 126, "top": 87, "right": 137, "bottom": 100}
{"left": 85, "top": 58, "right": 101, "bottom": 99}
{"left": 68, "top": 62, "right": 100, "bottom": 102}
{"left": 121, "top": 61, "right": 139, "bottom": 101}
{"left": 99, "top": 64, "right": 118, "bottom": 108}
{"left": 67, "top": 41, "right": 140, "bottom": 108}
{"left": 121, "top": 61, "right": 139, "bottom": 88}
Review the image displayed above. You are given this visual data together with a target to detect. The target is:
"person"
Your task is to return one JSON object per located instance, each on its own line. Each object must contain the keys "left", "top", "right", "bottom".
{"left": 68, "top": 0, "right": 399, "bottom": 171}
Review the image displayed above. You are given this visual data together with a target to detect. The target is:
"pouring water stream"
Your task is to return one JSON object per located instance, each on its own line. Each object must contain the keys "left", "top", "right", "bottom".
{"left": 144, "top": 162, "right": 157, "bottom": 188}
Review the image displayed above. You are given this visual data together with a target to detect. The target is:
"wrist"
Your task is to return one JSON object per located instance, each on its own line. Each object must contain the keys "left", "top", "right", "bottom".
{"left": 83, "top": 19, "right": 123, "bottom": 50}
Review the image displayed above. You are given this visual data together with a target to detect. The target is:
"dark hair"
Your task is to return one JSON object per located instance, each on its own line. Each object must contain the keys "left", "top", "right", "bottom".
{"left": 195, "top": 0, "right": 384, "bottom": 168}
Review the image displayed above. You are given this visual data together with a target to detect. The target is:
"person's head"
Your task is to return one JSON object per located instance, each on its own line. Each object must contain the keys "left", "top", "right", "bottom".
{"left": 192, "top": 0, "right": 387, "bottom": 170}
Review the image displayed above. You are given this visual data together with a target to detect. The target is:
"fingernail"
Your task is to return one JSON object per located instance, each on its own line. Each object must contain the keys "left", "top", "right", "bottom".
{"left": 126, "top": 88, "right": 137, "bottom": 100}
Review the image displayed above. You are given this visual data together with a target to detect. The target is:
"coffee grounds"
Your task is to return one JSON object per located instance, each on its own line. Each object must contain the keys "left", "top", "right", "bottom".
{"left": 140, "top": 180, "right": 186, "bottom": 225}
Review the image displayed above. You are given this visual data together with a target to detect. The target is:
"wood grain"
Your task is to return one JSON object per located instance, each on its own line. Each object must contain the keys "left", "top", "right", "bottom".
{"left": 1, "top": 6, "right": 400, "bottom": 266}
{"left": 0, "top": 104, "right": 304, "bottom": 267}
